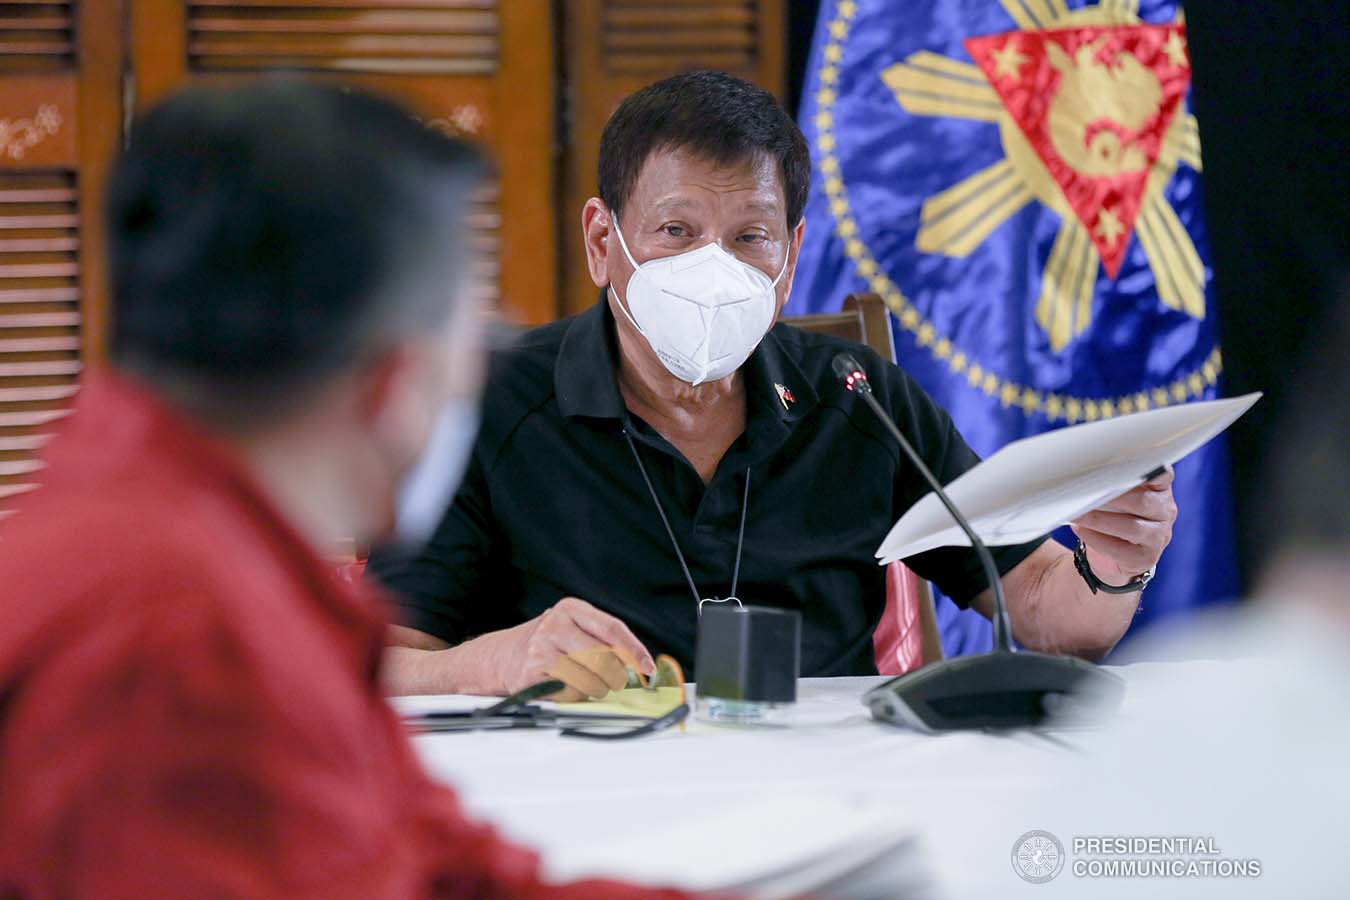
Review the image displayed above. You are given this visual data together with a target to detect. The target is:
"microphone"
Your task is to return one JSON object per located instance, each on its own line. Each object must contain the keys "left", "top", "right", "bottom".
{"left": 833, "top": 354, "right": 1014, "bottom": 653}
{"left": 833, "top": 352, "right": 1124, "bottom": 732}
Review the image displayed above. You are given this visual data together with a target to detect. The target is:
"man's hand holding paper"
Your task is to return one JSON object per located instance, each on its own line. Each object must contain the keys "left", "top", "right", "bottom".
{"left": 1071, "top": 465, "right": 1178, "bottom": 581}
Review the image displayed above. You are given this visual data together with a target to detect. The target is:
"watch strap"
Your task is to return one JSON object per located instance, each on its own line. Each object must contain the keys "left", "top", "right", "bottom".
{"left": 1073, "top": 540, "right": 1154, "bottom": 595}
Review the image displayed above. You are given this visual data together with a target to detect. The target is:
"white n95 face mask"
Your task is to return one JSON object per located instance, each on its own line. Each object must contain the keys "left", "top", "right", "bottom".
{"left": 612, "top": 216, "right": 788, "bottom": 386}
{"left": 393, "top": 398, "right": 479, "bottom": 550}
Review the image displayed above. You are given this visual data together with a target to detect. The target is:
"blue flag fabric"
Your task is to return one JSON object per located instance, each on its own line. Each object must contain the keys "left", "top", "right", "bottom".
{"left": 788, "top": 0, "right": 1239, "bottom": 654}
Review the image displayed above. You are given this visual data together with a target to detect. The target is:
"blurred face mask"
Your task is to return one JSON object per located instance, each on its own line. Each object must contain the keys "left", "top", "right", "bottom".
{"left": 612, "top": 215, "right": 788, "bottom": 386}
{"left": 392, "top": 398, "right": 479, "bottom": 550}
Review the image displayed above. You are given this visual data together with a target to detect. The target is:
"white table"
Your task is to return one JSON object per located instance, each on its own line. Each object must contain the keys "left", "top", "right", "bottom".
{"left": 396, "top": 656, "right": 1346, "bottom": 898}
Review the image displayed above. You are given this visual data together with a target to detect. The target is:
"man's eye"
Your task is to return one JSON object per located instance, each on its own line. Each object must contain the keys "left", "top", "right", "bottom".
{"left": 662, "top": 224, "right": 688, "bottom": 237}
{"left": 738, "top": 233, "right": 767, "bottom": 244}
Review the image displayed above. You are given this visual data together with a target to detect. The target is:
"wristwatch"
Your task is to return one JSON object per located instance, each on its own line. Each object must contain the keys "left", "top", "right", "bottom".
{"left": 1073, "top": 540, "right": 1155, "bottom": 595}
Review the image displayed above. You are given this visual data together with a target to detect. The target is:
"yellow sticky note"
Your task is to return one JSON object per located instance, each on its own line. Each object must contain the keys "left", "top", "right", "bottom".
{"left": 555, "top": 686, "right": 685, "bottom": 718}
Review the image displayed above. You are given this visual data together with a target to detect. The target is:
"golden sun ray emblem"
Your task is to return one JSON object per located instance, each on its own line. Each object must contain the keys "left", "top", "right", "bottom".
{"left": 815, "top": 0, "right": 1221, "bottom": 423}
{"left": 881, "top": 0, "right": 1205, "bottom": 352}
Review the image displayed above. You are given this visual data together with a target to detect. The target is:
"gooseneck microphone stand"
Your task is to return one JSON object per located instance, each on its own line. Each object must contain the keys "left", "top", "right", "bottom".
{"left": 833, "top": 353, "right": 1124, "bottom": 731}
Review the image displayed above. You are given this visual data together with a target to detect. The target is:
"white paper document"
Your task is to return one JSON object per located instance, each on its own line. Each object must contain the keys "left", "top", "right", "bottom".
{"left": 876, "top": 393, "right": 1261, "bottom": 564}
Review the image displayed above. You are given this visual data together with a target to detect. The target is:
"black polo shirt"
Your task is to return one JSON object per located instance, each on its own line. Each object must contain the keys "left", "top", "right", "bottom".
{"left": 368, "top": 297, "right": 1045, "bottom": 677}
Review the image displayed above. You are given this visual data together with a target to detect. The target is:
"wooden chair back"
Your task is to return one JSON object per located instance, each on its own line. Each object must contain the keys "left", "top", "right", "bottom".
{"left": 783, "top": 293, "right": 944, "bottom": 669}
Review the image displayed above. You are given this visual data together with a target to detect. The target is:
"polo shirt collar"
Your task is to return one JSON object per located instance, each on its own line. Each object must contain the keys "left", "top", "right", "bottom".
{"left": 554, "top": 295, "right": 626, "bottom": 420}
{"left": 554, "top": 293, "right": 819, "bottom": 425}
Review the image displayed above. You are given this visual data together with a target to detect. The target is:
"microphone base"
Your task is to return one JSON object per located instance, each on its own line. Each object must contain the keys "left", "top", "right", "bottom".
{"left": 862, "top": 650, "right": 1125, "bottom": 732}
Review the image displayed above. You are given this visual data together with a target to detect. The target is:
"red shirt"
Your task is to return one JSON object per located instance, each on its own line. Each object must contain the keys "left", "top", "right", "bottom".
{"left": 0, "top": 372, "right": 688, "bottom": 900}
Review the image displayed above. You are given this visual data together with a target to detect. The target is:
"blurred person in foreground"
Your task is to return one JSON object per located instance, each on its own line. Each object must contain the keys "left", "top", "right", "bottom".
{"left": 0, "top": 82, "right": 688, "bottom": 899}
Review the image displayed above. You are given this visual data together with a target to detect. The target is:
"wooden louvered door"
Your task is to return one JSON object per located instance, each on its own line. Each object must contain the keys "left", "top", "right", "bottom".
{"left": 0, "top": 1, "right": 123, "bottom": 523}
{"left": 128, "top": 0, "right": 556, "bottom": 325}
{"left": 559, "top": 0, "right": 785, "bottom": 316}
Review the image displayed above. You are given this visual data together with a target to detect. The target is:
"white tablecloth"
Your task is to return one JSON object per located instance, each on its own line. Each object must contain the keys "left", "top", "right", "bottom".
{"left": 395, "top": 656, "right": 1346, "bottom": 898}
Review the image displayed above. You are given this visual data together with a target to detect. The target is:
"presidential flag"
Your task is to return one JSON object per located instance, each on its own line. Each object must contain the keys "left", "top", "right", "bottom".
{"left": 788, "top": 0, "right": 1238, "bottom": 653}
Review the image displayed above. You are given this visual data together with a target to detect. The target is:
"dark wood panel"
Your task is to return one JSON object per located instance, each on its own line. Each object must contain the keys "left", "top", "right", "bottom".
{"left": 189, "top": 0, "right": 495, "bottom": 7}
{"left": 0, "top": 75, "right": 76, "bottom": 166}
{"left": 74, "top": 0, "right": 125, "bottom": 363}
{"left": 186, "top": 0, "right": 501, "bottom": 75}
{"left": 0, "top": 0, "right": 123, "bottom": 515}
{"left": 603, "top": 0, "right": 758, "bottom": 72}
{"left": 0, "top": 0, "right": 74, "bottom": 72}
{"left": 132, "top": 0, "right": 556, "bottom": 325}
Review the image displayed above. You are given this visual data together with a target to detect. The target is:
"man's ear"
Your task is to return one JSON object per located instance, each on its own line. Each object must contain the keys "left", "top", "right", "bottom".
{"left": 775, "top": 216, "right": 808, "bottom": 322}
{"left": 581, "top": 198, "right": 613, "bottom": 288}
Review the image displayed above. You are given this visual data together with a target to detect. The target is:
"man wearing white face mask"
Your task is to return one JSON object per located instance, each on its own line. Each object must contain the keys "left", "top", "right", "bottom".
{"left": 0, "top": 82, "right": 695, "bottom": 899}
{"left": 374, "top": 71, "right": 1180, "bottom": 700}
{"left": 610, "top": 209, "right": 789, "bottom": 387}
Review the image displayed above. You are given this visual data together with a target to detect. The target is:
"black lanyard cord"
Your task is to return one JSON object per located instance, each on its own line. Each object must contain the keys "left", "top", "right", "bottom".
{"left": 729, "top": 463, "right": 750, "bottom": 599}
{"left": 623, "top": 431, "right": 750, "bottom": 609}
